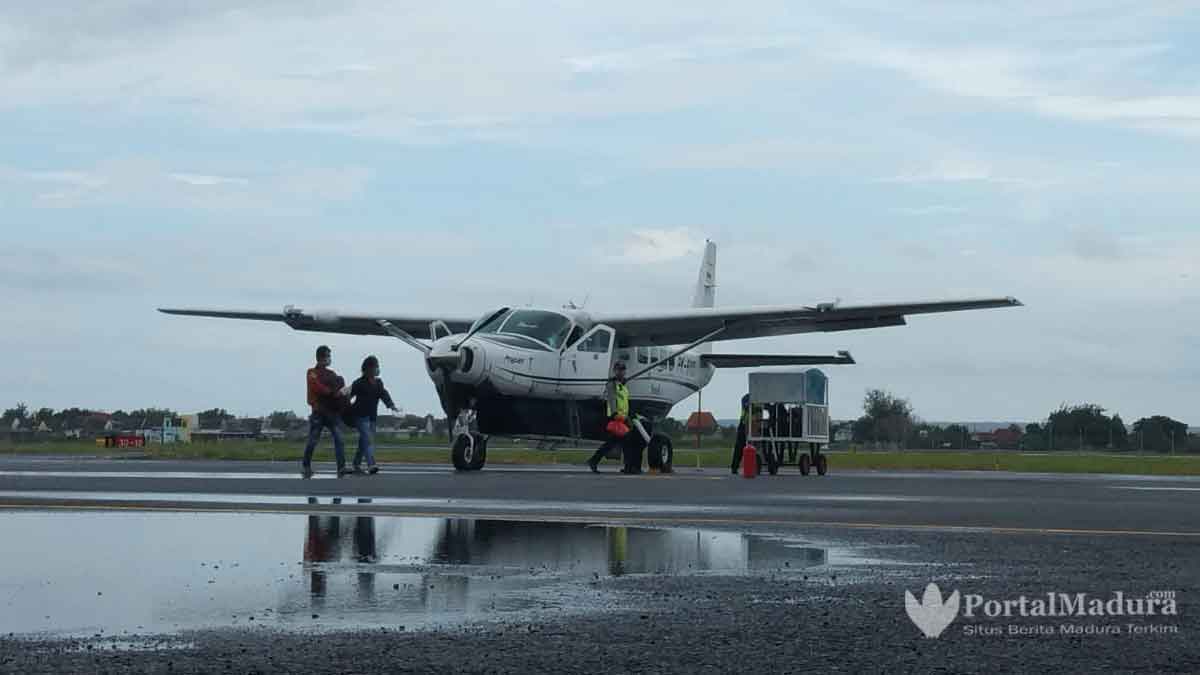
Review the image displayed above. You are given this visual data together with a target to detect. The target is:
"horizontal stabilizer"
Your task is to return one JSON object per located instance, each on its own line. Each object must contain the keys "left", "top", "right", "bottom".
{"left": 700, "top": 351, "right": 856, "bottom": 368}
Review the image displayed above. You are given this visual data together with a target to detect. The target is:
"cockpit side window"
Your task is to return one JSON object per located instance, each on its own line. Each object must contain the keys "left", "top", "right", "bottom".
{"left": 577, "top": 328, "right": 611, "bottom": 353}
{"left": 565, "top": 325, "right": 584, "bottom": 348}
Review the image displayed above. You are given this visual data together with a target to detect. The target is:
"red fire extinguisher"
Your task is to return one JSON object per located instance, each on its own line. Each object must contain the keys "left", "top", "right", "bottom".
{"left": 741, "top": 444, "right": 757, "bottom": 478}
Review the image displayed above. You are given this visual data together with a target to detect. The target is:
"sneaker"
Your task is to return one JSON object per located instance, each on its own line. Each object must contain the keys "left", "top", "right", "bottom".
{"left": 587, "top": 460, "right": 599, "bottom": 474}
{"left": 337, "top": 467, "right": 355, "bottom": 478}
{"left": 367, "top": 466, "right": 380, "bottom": 475}
{"left": 300, "top": 465, "right": 314, "bottom": 479}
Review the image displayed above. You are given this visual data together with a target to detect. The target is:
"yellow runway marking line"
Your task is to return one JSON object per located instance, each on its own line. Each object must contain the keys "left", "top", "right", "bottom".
{"left": 2, "top": 500, "right": 1199, "bottom": 538}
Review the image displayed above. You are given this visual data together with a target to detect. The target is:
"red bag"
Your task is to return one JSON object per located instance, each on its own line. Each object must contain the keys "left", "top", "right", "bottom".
{"left": 606, "top": 418, "right": 630, "bottom": 438}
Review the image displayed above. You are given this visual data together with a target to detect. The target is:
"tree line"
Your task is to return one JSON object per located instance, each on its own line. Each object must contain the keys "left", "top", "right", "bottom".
{"left": 840, "top": 390, "right": 1196, "bottom": 453}
{"left": 1, "top": 404, "right": 441, "bottom": 434}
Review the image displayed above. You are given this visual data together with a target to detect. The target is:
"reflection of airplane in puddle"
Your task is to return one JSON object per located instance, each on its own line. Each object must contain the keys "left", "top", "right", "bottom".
{"left": 293, "top": 500, "right": 827, "bottom": 622}
{"left": 432, "top": 519, "right": 827, "bottom": 576}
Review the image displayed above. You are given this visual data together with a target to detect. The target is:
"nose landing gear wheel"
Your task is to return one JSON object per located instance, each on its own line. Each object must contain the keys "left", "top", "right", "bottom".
{"left": 647, "top": 434, "right": 674, "bottom": 473}
{"left": 798, "top": 453, "right": 811, "bottom": 476}
{"left": 451, "top": 432, "right": 488, "bottom": 471}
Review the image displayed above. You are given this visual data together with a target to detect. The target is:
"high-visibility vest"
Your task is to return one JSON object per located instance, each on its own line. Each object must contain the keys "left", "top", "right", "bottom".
{"left": 608, "top": 381, "right": 630, "bottom": 418}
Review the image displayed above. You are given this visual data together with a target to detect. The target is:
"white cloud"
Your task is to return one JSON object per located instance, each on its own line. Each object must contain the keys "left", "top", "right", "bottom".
{"left": 838, "top": 28, "right": 1200, "bottom": 139}
{"left": 1, "top": 159, "right": 369, "bottom": 211}
{"left": 891, "top": 205, "right": 967, "bottom": 216}
{"left": 878, "top": 157, "right": 1037, "bottom": 185}
{"left": 653, "top": 139, "right": 861, "bottom": 171}
{"left": 614, "top": 228, "right": 707, "bottom": 264}
{"left": 169, "top": 173, "right": 249, "bottom": 186}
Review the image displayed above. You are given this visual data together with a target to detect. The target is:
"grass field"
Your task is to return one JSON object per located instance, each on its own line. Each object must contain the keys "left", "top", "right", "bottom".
{"left": 3, "top": 439, "right": 1200, "bottom": 476}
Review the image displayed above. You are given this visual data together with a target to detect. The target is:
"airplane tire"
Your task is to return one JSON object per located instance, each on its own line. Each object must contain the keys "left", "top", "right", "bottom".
{"left": 799, "top": 454, "right": 811, "bottom": 476}
{"left": 815, "top": 453, "right": 828, "bottom": 476}
{"left": 648, "top": 434, "right": 674, "bottom": 473}
{"left": 451, "top": 433, "right": 473, "bottom": 471}
{"left": 468, "top": 433, "right": 488, "bottom": 471}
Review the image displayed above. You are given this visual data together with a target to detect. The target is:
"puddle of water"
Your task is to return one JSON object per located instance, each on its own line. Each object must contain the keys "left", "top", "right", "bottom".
{"left": 0, "top": 501, "right": 899, "bottom": 639}
{"left": 0, "top": 490, "right": 745, "bottom": 515}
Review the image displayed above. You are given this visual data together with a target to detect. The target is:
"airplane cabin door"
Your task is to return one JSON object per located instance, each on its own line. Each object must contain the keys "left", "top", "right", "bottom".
{"left": 558, "top": 325, "right": 615, "bottom": 399}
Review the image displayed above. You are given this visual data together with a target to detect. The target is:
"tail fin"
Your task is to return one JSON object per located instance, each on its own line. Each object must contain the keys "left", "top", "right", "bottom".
{"left": 692, "top": 240, "right": 716, "bottom": 309}
{"left": 692, "top": 240, "right": 716, "bottom": 354}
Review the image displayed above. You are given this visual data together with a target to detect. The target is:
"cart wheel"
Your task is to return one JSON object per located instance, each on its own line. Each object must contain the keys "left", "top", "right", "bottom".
{"left": 815, "top": 453, "right": 828, "bottom": 476}
{"left": 798, "top": 453, "right": 811, "bottom": 476}
{"left": 767, "top": 450, "right": 780, "bottom": 476}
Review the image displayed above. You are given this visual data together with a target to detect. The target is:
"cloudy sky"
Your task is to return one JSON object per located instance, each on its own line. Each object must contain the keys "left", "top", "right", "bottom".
{"left": 2, "top": 1, "right": 1197, "bottom": 424}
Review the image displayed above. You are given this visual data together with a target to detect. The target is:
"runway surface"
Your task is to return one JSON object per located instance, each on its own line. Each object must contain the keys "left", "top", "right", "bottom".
{"left": 1, "top": 457, "right": 1199, "bottom": 535}
{"left": 4, "top": 456, "right": 1198, "bottom": 673}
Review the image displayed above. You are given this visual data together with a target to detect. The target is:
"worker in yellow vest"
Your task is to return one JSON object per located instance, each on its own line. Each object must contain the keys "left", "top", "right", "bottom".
{"left": 588, "top": 361, "right": 630, "bottom": 473}
{"left": 730, "top": 393, "right": 750, "bottom": 474}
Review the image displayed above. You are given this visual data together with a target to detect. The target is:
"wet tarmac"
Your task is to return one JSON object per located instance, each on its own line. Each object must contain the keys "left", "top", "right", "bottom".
{"left": 1, "top": 504, "right": 908, "bottom": 640}
{"left": 3, "top": 458, "right": 1199, "bottom": 672}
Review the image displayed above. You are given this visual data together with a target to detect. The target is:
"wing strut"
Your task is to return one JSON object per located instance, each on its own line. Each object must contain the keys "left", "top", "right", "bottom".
{"left": 376, "top": 320, "right": 432, "bottom": 355}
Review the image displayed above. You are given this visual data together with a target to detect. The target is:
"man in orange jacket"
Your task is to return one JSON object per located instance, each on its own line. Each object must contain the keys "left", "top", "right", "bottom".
{"left": 302, "top": 345, "right": 351, "bottom": 478}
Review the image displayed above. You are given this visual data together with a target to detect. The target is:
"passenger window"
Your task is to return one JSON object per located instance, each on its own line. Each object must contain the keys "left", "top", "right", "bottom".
{"left": 637, "top": 348, "right": 648, "bottom": 364}
{"left": 565, "top": 326, "right": 584, "bottom": 348}
{"left": 578, "top": 329, "right": 611, "bottom": 353}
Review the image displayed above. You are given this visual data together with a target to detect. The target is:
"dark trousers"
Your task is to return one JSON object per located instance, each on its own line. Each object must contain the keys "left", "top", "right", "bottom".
{"left": 304, "top": 412, "right": 346, "bottom": 468}
{"left": 730, "top": 422, "right": 748, "bottom": 472}
{"left": 589, "top": 438, "right": 617, "bottom": 466}
{"left": 622, "top": 432, "right": 645, "bottom": 473}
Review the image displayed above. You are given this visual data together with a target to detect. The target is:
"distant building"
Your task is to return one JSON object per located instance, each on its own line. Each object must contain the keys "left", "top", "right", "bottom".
{"left": 971, "top": 427, "right": 1022, "bottom": 449}
{"left": 685, "top": 412, "right": 718, "bottom": 435}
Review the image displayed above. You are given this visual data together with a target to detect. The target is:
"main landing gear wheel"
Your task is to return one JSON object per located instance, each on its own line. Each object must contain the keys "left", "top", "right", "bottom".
{"left": 647, "top": 434, "right": 674, "bottom": 473}
{"left": 798, "top": 453, "right": 811, "bottom": 476}
{"left": 815, "top": 453, "right": 828, "bottom": 476}
{"left": 451, "top": 432, "right": 488, "bottom": 471}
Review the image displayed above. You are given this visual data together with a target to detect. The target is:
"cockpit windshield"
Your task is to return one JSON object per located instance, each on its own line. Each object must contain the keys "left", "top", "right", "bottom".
{"left": 469, "top": 308, "right": 512, "bottom": 336}
{"left": 499, "top": 309, "right": 572, "bottom": 348}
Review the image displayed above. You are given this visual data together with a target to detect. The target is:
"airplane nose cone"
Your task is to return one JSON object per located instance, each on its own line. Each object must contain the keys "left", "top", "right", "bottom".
{"left": 427, "top": 337, "right": 462, "bottom": 371}
{"left": 428, "top": 352, "right": 461, "bottom": 371}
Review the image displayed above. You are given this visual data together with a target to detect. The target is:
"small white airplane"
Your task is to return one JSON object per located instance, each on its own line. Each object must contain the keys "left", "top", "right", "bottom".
{"left": 160, "top": 241, "right": 1020, "bottom": 472}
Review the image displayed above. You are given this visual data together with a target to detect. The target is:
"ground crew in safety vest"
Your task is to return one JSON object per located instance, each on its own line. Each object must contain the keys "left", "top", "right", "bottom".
{"left": 730, "top": 393, "right": 750, "bottom": 474}
{"left": 588, "top": 361, "right": 631, "bottom": 473}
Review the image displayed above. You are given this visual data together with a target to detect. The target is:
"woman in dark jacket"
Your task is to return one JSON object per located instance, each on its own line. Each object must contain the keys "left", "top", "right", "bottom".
{"left": 348, "top": 355, "right": 399, "bottom": 474}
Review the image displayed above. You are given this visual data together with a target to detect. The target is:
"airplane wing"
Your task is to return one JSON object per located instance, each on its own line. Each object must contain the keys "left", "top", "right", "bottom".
{"left": 593, "top": 297, "right": 1021, "bottom": 347}
{"left": 701, "top": 351, "right": 856, "bottom": 368}
{"left": 158, "top": 307, "right": 475, "bottom": 339}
